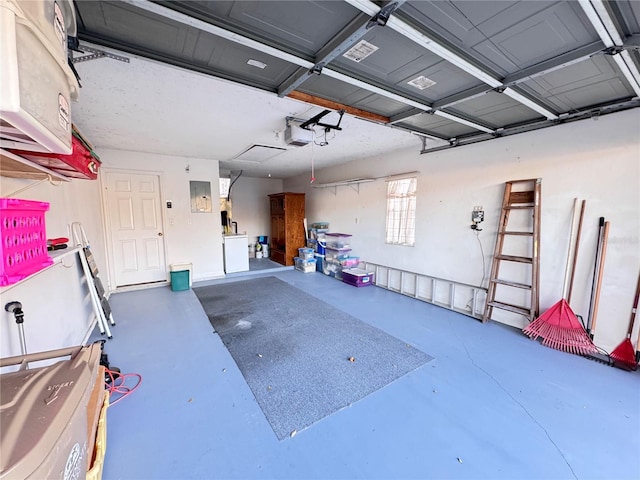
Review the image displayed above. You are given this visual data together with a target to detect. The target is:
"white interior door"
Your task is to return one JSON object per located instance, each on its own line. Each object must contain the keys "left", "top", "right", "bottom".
{"left": 105, "top": 171, "right": 166, "bottom": 286}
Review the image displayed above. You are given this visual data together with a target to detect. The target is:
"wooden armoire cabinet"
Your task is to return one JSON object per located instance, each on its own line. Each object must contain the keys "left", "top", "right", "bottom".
{"left": 268, "top": 192, "right": 305, "bottom": 266}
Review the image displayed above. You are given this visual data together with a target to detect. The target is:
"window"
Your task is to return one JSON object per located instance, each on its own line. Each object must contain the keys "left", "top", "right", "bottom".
{"left": 385, "top": 177, "right": 416, "bottom": 246}
{"left": 219, "top": 178, "right": 230, "bottom": 198}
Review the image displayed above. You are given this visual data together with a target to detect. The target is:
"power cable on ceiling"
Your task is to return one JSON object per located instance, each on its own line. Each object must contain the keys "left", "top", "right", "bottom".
{"left": 227, "top": 170, "right": 243, "bottom": 201}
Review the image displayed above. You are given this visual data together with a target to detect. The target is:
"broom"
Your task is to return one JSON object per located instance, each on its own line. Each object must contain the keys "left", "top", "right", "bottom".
{"left": 610, "top": 273, "right": 640, "bottom": 370}
{"left": 523, "top": 199, "right": 598, "bottom": 355}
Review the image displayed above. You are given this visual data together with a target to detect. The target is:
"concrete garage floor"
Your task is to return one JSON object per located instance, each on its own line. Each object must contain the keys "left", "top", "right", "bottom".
{"left": 95, "top": 269, "right": 639, "bottom": 480}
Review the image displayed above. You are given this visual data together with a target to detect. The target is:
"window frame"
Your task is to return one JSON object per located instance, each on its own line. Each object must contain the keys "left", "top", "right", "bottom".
{"left": 385, "top": 177, "right": 417, "bottom": 247}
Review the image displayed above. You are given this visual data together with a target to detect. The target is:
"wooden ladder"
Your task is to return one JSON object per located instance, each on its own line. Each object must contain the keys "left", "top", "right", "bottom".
{"left": 483, "top": 179, "right": 541, "bottom": 323}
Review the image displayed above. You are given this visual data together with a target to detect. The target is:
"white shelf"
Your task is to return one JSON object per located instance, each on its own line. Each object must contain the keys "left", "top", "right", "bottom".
{"left": 0, "top": 148, "right": 70, "bottom": 181}
{"left": 0, "top": 246, "right": 80, "bottom": 294}
{"left": 312, "top": 178, "right": 375, "bottom": 194}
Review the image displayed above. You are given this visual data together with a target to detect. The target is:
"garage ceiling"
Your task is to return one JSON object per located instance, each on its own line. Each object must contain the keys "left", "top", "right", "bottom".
{"left": 73, "top": 0, "right": 640, "bottom": 175}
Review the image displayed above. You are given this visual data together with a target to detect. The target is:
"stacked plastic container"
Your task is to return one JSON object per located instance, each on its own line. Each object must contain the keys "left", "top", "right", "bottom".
{"left": 322, "top": 233, "right": 355, "bottom": 280}
{"left": 0, "top": 198, "right": 53, "bottom": 286}
{"left": 294, "top": 247, "right": 316, "bottom": 273}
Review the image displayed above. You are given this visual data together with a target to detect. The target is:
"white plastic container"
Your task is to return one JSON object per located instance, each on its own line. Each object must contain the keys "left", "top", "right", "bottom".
{"left": 11, "top": 0, "right": 77, "bottom": 59}
{"left": 0, "top": 2, "right": 79, "bottom": 154}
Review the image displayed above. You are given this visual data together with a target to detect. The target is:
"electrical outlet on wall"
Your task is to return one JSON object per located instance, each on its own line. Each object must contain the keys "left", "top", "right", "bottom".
{"left": 471, "top": 206, "right": 484, "bottom": 230}
{"left": 472, "top": 206, "right": 484, "bottom": 224}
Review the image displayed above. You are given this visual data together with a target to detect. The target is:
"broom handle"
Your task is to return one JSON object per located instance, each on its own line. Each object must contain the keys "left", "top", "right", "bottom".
{"left": 627, "top": 272, "right": 640, "bottom": 337}
{"left": 587, "top": 217, "right": 605, "bottom": 333}
{"left": 562, "top": 199, "right": 578, "bottom": 299}
{"left": 567, "top": 200, "right": 586, "bottom": 304}
{"left": 589, "top": 221, "right": 610, "bottom": 337}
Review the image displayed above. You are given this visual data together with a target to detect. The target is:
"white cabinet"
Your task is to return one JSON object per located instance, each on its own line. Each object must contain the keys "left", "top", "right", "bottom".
{"left": 223, "top": 234, "right": 249, "bottom": 273}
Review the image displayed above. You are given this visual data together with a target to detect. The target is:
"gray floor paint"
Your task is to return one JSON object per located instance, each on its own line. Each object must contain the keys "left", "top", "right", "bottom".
{"left": 97, "top": 268, "right": 639, "bottom": 480}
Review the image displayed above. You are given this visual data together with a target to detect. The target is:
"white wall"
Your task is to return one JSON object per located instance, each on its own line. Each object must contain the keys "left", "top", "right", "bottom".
{"left": 227, "top": 176, "right": 283, "bottom": 245}
{"left": 0, "top": 148, "right": 225, "bottom": 356}
{"left": 285, "top": 109, "right": 640, "bottom": 352}
{"left": 0, "top": 172, "right": 104, "bottom": 356}
{"left": 0, "top": 251, "right": 96, "bottom": 359}
{"left": 98, "top": 149, "right": 224, "bottom": 282}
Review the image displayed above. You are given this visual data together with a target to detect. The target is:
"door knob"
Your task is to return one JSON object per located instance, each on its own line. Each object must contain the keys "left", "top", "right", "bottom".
{"left": 158, "top": 232, "right": 163, "bottom": 236}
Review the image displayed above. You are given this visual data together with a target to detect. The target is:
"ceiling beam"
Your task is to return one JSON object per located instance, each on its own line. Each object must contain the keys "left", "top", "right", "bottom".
{"left": 578, "top": 0, "right": 640, "bottom": 96}
{"left": 345, "top": 0, "right": 560, "bottom": 120}
{"left": 286, "top": 91, "right": 389, "bottom": 123}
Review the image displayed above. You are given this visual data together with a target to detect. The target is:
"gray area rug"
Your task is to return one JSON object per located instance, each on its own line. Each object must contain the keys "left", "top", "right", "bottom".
{"left": 194, "top": 276, "right": 433, "bottom": 439}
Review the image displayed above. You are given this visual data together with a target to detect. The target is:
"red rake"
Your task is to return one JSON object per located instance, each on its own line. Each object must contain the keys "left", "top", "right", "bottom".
{"left": 524, "top": 299, "right": 598, "bottom": 355}
{"left": 523, "top": 199, "right": 597, "bottom": 356}
{"left": 610, "top": 273, "right": 640, "bottom": 371}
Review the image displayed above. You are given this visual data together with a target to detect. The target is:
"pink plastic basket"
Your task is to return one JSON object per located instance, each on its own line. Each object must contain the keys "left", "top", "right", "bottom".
{"left": 0, "top": 198, "right": 53, "bottom": 286}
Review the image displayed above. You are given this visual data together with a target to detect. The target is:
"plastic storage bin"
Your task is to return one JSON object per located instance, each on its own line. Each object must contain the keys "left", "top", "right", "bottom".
{"left": 0, "top": 198, "right": 53, "bottom": 286}
{"left": 322, "top": 258, "right": 343, "bottom": 278}
{"left": 340, "top": 256, "right": 360, "bottom": 268}
{"left": 170, "top": 263, "right": 191, "bottom": 291}
{"left": 342, "top": 268, "right": 375, "bottom": 287}
{"left": 298, "top": 247, "right": 314, "bottom": 260}
{"left": 170, "top": 270, "right": 190, "bottom": 291}
{"left": 325, "top": 233, "right": 352, "bottom": 249}
{"left": 1, "top": 2, "right": 80, "bottom": 154}
{"left": 0, "top": 344, "right": 102, "bottom": 480}
{"left": 10, "top": 0, "right": 77, "bottom": 60}
{"left": 294, "top": 256, "right": 316, "bottom": 273}
{"left": 324, "top": 247, "right": 352, "bottom": 261}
